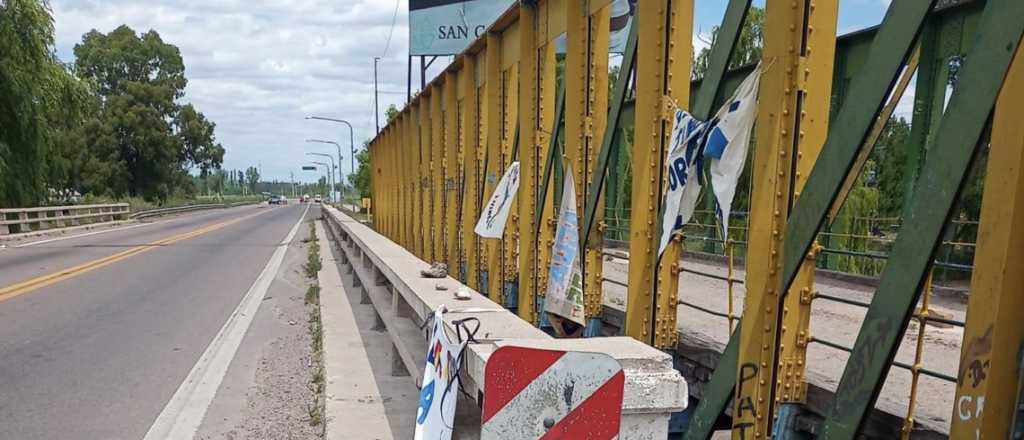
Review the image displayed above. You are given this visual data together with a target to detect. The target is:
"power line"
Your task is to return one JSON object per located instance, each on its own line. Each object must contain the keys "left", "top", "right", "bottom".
{"left": 380, "top": 0, "right": 401, "bottom": 59}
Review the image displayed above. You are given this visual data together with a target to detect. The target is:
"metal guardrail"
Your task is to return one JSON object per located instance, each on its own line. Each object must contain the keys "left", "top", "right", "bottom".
{"left": 0, "top": 203, "right": 130, "bottom": 235}
{"left": 130, "top": 204, "right": 226, "bottom": 219}
{"left": 130, "top": 200, "right": 263, "bottom": 220}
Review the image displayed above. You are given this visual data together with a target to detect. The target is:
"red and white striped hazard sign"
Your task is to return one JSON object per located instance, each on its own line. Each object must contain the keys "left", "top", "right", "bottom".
{"left": 481, "top": 346, "right": 625, "bottom": 439}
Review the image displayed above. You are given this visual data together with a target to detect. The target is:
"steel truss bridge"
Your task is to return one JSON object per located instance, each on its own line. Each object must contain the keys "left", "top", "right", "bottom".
{"left": 364, "top": 0, "right": 1024, "bottom": 438}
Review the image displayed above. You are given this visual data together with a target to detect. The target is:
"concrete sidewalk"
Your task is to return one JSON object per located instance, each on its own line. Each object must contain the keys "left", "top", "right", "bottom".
{"left": 315, "top": 221, "right": 418, "bottom": 439}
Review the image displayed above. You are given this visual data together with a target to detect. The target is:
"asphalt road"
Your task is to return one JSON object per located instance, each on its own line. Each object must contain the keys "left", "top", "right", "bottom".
{"left": 0, "top": 203, "right": 312, "bottom": 439}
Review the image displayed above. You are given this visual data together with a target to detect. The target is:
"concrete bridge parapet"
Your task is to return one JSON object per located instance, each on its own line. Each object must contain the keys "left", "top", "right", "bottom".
{"left": 320, "top": 205, "right": 687, "bottom": 438}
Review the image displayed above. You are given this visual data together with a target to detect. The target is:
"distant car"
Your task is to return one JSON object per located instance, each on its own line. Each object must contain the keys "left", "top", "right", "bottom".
{"left": 314, "top": 194, "right": 322, "bottom": 203}
{"left": 301, "top": 194, "right": 310, "bottom": 203}
{"left": 268, "top": 195, "right": 287, "bottom": 205}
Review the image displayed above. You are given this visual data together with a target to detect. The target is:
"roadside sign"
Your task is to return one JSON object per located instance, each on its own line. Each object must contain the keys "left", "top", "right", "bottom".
{"left": 481, "top": 346, "right": 624, "bottom": 439}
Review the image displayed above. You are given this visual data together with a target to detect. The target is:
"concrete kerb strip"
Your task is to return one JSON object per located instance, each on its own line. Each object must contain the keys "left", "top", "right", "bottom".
{"left": 321, "top": 206, "right": 689, "bottom": 438}
{"left": 314, "top": 220, "right": 395, "bottom": 440}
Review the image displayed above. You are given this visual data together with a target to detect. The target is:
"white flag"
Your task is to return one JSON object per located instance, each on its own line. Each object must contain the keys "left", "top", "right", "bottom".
{"left": 415, "top": 306, "right": 466, "bottom": 440}
{"left": 474, "top": 162, "right": 520, "bottom": 239}
{"left": 708, "top": 64, "right": 762, "bottom": 240}
{"left": 658, "top": 110, "right": 706, "bottom": 256}
{"left": 543, "top": 163, "right": 585, "bottom": 326}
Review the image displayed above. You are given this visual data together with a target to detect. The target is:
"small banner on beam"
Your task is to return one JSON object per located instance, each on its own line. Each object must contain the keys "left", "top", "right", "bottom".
{"left": 543, "top": 163, "right": 586, "bottom": 326}
{"left": 475, "top": 161, "right": 520, "bottom": 239}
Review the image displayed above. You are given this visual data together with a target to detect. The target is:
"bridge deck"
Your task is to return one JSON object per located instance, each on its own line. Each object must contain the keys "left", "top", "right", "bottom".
{"left": 601, "top": 253, "right": 962, "bottom": 437}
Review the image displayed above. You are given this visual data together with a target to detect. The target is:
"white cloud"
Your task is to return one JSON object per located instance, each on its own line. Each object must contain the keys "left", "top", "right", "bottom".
{"left": 51, "top": 0, "right": 417, "bottom": 182}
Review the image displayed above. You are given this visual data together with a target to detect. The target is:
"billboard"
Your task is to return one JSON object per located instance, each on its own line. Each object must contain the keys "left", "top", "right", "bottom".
{"left": 408, "top": 0, "right": 515, "bottom": 56}
{"left": 410, "top": 0, "right": 635, "bottom": 57}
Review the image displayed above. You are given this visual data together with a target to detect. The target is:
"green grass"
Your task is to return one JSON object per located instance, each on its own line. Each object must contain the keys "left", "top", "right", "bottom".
{"left": 303, "top": 219, "right": 326, "bottom": 431}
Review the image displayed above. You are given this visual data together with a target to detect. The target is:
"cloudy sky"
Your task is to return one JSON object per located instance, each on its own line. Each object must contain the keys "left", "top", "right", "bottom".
{"left": 50, "top": 0, "right": 893, "bottom": 183}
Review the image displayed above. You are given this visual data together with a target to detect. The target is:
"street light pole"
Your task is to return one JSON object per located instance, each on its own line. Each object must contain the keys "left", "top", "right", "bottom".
{"left": 307, "top": 153, "right": 336, "bottom": 202}
{"left": 305, "top": 138, "right": 345, "bottom": 202}
{"left": 311, "top": 161, "right": 330, "bottom": 199}
{"left": 305, "top": 117, "right": 356, "bottom": 203}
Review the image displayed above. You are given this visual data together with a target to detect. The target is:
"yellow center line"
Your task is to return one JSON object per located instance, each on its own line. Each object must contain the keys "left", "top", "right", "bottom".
{"left": 0, "top": 209, "right": 272, "bottom": 303}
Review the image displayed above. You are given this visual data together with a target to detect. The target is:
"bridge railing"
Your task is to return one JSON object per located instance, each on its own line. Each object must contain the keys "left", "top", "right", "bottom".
{"left": 320, "top": 205, "right": 688, "bottom": 437}
{"left": 0, "top": 203, "right": 130, "bottom": 236}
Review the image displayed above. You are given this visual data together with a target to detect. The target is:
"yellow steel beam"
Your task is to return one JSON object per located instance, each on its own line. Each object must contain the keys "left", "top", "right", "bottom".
{"left": 950, "top": 44, "right": 1024, "bottom": 439}
{"left": 403, "top": 105, "right": 411, "bottom": 250}
{"left": 411, "top": 100, "right": 425, "bottom": 259}
{"left": 775, "top": 0, "right": 838, "bottom": 409}
{"left": 483, "top": 34, "right": 504, "bottom": 303}
{"left": 534, "top": 0, "right": 562, "bottom": 326}
{"left": 431, "top": 84, "right": 445, "bottom": 263}
{"left": 502, "top": 63, "right": 520, "bottom": 306}
{"left": 379, "top": 128, "right": 388, "bottom": 238}
{"left": 382, "top": 128, "right": 391, "bottom": 238}
{"left": 733, "top": 0, "right": 837, "bottom": 437}
{"left": 653, "top": 0, "right": 693, "bottom": 350}
{"left": 518, "top": 2, "right": 540, "bottom": 323}
{"left": 419, "top": 91, "right": 433, "bottom": 260}
{"left": 625, "top": 0, "right": 692, "bottom": 346}
{"left": 399, "top": 114, "right": 408, "bottom": 247}
{"left": 566, "top": 0, "right": 611, "bottom": 323}
{"left": 462, "top": 53, "right": 481, "bottom": 289}
{"left": 444, "top": 72, "right": 460, "bottom": 274}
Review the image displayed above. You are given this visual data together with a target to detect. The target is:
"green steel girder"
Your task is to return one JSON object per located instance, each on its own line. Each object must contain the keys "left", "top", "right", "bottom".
{"left": 690, "top": 0, "right": 753, "bottom": 121}
{"left": 684, "top": 0, "right": 937, "bottom": 437}
{"left": 821, "top": 0, "right": 1024, "bottom": 436}
{"left": 535, "top": 81, "right": 566, "bottom": 238}
{"left": 682, "top": 330, "right": 740, "bottom": 440}
{"left": 579, "top": 20, "right": 637, "bottom": 251}
{"left": 778, "top": 0, "right": 937, "bottom": 317}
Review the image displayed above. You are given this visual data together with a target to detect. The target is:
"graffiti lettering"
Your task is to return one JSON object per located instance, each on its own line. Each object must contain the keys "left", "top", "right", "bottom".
{"left": 734, "top": 422, "right": 754, "bottom": 439}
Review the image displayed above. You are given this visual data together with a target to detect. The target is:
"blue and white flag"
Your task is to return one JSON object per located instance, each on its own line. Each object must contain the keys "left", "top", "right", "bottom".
{"left": 658, "top": 63, "right": 762, "bottom": 255}
{"left": 658, "top": 110, "right": 707, "bottom": 256}
{"left": 708, "top": 63, "right": 761, "bottom": 240}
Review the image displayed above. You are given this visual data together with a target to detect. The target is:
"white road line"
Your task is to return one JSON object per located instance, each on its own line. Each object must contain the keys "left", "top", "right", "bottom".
{"left": 142, "top": 205, "right": 309, "bottom": 440}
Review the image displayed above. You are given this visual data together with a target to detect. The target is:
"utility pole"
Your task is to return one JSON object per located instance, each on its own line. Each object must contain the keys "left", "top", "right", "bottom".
{"left": 374, "top": 57, "right": 381, "bottom": 134}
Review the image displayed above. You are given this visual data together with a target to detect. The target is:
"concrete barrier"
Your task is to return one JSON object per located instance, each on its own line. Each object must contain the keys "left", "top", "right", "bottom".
{"left": 0, "top": 203, "right": 129, "bottom": 236}
{"left": 320, "top": 206, "right": 687, "bottom": 438}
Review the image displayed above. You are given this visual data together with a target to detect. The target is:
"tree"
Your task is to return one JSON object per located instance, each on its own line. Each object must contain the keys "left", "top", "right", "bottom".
{"left": 871, "top": 117, "right": 912, "bottom": 216}
{"left": 245, "top": 166, "right": 260, "bottom": 194}
{"left": 693, "top": 6, "right": 764, "bottom": 79}
{"left": 351, "top": 146, "right": 371, "bottom": 198}
{"left": 0, "top": 0, "right": 93, "bottom": 207}
{"left": 73, "top": 25, "right": 223, "bottom": 202}
{"left": 385, "top": 104, "right": 400, "bottom": 124}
